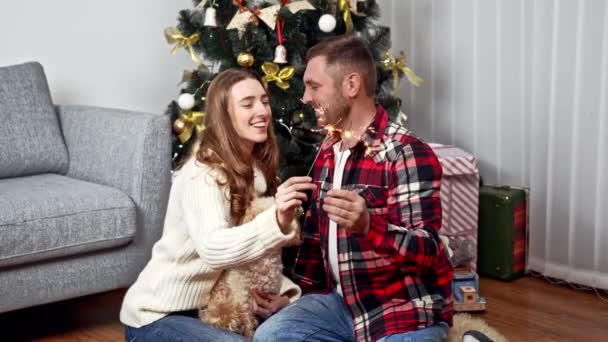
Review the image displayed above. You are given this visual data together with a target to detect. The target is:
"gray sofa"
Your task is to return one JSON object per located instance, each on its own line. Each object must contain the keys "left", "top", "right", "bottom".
{"left": 0, "top": 62, "right": 171, "bottom": 313}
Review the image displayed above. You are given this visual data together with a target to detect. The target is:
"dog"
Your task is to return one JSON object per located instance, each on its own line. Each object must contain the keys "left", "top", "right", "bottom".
{"left": 199, "top": 196, "right": 301, "bottom": 339}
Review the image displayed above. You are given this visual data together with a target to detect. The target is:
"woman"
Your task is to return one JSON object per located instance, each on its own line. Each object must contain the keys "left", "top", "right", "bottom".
{"left": 120, "top": 68, "right": 316, "bottom": 341}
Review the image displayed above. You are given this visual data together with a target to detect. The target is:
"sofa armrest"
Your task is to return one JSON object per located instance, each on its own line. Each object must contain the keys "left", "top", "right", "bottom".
{"left": 56, "top": 105, "right": 171, "bottom": 270}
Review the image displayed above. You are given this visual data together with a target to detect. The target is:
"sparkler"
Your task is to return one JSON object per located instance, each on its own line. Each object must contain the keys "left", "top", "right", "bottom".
{"left": 302, "top": 100, "right": 376, "bottom": 177}
{"left": 303, "top": 101, "right": 332, "bottom": 177}
{"left": 296, "top": 100, "right": 382, "bottom": 220}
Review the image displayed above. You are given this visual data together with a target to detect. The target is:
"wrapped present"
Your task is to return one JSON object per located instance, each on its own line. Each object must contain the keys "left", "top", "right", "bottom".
{"left": 430, "top": 143, "right": 480, "bottom": 272}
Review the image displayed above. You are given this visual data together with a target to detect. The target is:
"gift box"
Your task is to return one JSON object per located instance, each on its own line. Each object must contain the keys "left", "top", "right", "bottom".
{"left": 430, "top": 143, "right": 480, "bottom": 272}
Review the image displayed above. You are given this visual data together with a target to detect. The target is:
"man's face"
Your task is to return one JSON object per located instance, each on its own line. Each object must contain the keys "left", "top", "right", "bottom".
{"left": 302, "top": 56, "right": 350, "bottom": 128}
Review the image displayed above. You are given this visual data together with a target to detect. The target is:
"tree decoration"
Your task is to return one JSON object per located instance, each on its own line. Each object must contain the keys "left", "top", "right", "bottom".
{"left": 381, "top": 50, "right": 423, "bottom": 93}
{"left": 237, "top": 51, "right": 255, "bottom": 67}
{"left": 164, "top": 27, "right": 202, "bottom": 65}
{"left": 175, "top": 111, "right": 205, "bottom": 144}
{"left": 261, "top": 62, "right": 295, "bottom": 90}
{"left": 273, "top": 19, "right": 287, "bottom": 64}
{"left": 318, "top": 14, "right": 337, "bottom": 32}
{"left": 339, "top": 0, "right": 366, "bottom": 34}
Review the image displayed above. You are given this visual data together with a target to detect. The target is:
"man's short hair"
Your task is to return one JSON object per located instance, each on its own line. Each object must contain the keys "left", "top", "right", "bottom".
{"left": 307, "top": 35, "right": 377, "bottom": 96}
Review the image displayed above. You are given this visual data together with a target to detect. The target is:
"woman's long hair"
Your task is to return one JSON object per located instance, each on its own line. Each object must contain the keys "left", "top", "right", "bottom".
{"left": 190, "top": 68, "right": 280, "bottom": 225}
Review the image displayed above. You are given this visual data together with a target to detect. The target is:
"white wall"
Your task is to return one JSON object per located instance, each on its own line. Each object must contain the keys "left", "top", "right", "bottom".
{"left": 381, "top": 0, "right": 608, "bottom": 289}
{"left": 0, "top": 0, "right": 193, "bottom": 113}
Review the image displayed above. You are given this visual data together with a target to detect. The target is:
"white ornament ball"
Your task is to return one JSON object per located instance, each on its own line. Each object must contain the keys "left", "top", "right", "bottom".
{"left": 177, "top": 93, "right": 195, "bottom": 110}
{"left": 318, "top": 14, "right": 337, "bottom": 33}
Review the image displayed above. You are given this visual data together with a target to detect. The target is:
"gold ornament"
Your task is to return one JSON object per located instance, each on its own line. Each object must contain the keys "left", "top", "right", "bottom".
{"left": 164, "top": 27, "right": 202, "bottom": 65}
{"left": 339, "top": 0, "right": 366, "bottom": 34}
{"left": 381, "top": 50, "right": 423, "bottom": 94}
{"left": 173, "top": 118, "right": 186, "bottom": 134}
{"left": 295, "top": 206, "right": 304, "bottom": 218}
{"left": 261, "top": 62, "right": 295, "bottom": 90}
{"left": 237, "top": 52, "right": 255, "bottom": 67}
{"left": 176, "top": 110, "right": 206, "bottom": 143}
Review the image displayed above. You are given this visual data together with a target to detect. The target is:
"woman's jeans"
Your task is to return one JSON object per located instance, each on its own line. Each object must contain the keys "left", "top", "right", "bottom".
{"left": 124, "top": 310, "right": 247, "bottom": 342}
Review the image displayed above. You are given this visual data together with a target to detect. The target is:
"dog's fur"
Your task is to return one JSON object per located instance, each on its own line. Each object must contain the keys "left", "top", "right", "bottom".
{"left": 199, "top": 197, "right": 301, "bottom": 339}
{"left": 448, "top": 313, "right": 509, "bottom": 342}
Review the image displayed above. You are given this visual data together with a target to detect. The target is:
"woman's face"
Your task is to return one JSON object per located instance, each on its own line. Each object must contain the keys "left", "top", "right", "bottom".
{"left": 229, "top": 78, "right": 272, "bottom": 152}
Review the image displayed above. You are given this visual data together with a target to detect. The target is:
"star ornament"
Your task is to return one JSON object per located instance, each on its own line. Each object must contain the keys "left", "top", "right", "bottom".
{"left": 227, "top": 0, "right": 315, "bottom": 36}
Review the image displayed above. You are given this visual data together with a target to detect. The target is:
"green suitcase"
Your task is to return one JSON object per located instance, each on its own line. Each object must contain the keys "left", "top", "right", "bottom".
{"left": 477, "top": 185, "right": 528, "bottom": 280}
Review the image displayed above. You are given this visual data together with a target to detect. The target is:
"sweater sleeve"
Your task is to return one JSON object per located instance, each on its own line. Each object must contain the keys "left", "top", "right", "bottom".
{"left": 180, "top": 171, "right": 297, "bottom": 271}
{"left": 279, "top": 275, "right": 302, "bottom": 303}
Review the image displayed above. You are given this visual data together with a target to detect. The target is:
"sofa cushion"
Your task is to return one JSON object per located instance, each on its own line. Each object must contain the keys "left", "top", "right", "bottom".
{"left": 0, "top": 62, "right": 69, "bottom": 179}
{"left": 0, "top": 174, "right": 136, "bottom": 269}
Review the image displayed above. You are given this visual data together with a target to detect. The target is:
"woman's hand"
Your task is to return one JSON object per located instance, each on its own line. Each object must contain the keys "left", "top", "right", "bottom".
{"left": 275, "top": 176, "right": 316, "bottom": 231}
{"left": 251, "top": 289, "right": 290, "bottom": 319}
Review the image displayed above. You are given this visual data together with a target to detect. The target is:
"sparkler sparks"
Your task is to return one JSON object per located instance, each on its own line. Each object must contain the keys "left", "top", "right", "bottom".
{"left": 301, "top": 99, "right": 377, "bottom": 176}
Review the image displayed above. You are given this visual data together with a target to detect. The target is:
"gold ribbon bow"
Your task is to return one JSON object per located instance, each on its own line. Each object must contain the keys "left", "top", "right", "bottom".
{"left": 164, "top": 27, "right": 202, "bottom": 65}
{"left": 339, "top": 0, "right": 366, "bottom": 34}
{"left": 177, "top": 110, "right": 205, "bottom": 143}
{"left": 382, "top": 50, "right": 423, "bottom": 93}
{"left": 261, "top": 62, "right": 295, "bottom": 90}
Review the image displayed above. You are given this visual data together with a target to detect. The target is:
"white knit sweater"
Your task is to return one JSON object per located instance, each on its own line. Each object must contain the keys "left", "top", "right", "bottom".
{"left": 120, "top": 159, "right": 301, "bottom": 328}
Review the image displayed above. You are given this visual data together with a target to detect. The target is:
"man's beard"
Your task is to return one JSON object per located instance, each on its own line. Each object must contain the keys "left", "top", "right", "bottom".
{"left": 327, "top": 96, "right": 350, "bottom": 128}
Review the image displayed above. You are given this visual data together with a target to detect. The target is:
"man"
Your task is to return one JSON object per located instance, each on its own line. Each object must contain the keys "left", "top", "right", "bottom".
{"left": 254, "top": 35, "right": 453, "bottom": 342}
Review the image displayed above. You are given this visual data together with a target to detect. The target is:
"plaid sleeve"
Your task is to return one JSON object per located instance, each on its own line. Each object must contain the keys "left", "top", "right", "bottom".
{"left": 291, "top": 208, "right": 327, "bottom": 293}
{"left": 362, "top": 139, "right": 443, "bottom": 272}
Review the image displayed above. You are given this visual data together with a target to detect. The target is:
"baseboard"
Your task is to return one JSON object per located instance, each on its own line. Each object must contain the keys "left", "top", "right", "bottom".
{"left": 528, "top": 256, "right": 608, "bottom": 290}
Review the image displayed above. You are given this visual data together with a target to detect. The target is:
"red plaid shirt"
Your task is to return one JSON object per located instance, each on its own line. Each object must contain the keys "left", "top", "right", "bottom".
{"left": 292, "top": 105, "right": 453, "bottom": 341}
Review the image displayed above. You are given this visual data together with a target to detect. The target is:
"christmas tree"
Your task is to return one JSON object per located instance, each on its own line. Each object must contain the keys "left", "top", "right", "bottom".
{"left": 166, "top": 0, "right": 421, "bottom": 178}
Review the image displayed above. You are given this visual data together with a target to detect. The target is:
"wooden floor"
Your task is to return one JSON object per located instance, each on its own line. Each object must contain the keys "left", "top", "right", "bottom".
{"left": 1, "top": 276, "right": 607, "bottom": 341}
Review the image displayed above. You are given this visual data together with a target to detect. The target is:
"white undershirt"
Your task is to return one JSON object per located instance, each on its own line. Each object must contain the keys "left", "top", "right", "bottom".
{"left": 329, "top": 142, "right": 351, "bottom": 296}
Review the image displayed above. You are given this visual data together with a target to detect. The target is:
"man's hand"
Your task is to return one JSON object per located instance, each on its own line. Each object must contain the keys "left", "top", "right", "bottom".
{"left": 323, "top": 189, "right": 370, "bottom": 236}
{"left": 250, "top": 289, "right": 290, "bottom": 319}
{"left": 275, "top": 176, "right": 316, "bottom": 231}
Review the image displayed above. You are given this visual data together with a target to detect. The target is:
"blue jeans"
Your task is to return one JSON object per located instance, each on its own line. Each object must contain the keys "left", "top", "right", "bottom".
{"left": 124, "top": 310, "right": 248, "bottom": 342}
{"left": 254, "top": 291, "right": 448, "bottom": 342}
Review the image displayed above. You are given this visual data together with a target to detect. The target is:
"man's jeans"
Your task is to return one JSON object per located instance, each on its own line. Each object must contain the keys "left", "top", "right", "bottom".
{"left": 254, "top": 291, "right": 449, "bottom": 341}
{"left": 124, "top": 311, "right": 247, "bottom": 342}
